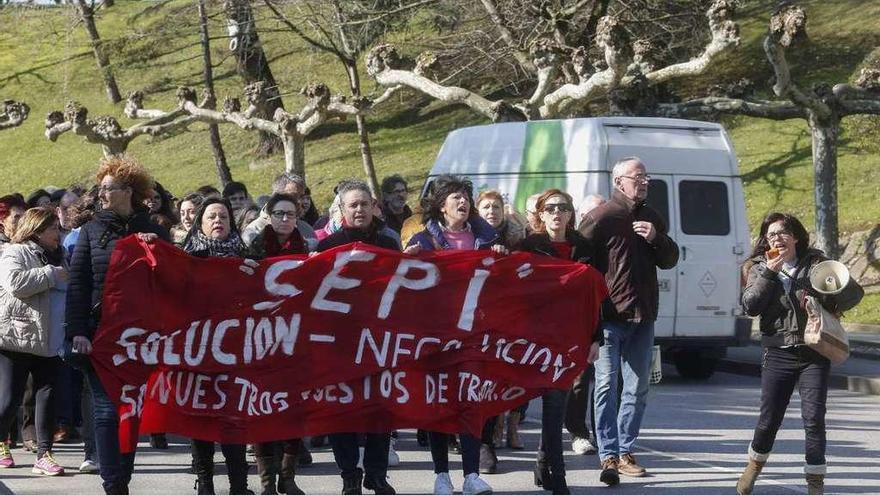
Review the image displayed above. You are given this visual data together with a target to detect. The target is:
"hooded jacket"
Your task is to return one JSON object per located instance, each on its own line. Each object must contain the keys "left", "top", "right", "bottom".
{"left": 578, "top": 189, "right": 679, "bottom": 322}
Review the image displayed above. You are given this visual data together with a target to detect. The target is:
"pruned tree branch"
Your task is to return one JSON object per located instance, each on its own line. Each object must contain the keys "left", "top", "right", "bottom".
{"left": 0, "top": 99, "right": 29, "bottom": 130}
{"left": 479, "top": 0, "right": 536, "bottom": 73}
{"left": 366, "top": 44, "right": 527, "bottom": 122}
{"left": 643, "top": 0, "right": 740, "bottom": 84}
{"left": 657, "top": 96, "right": 807, "bottom": 120}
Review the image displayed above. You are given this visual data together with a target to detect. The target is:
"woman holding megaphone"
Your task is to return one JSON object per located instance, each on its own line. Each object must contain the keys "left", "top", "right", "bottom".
{"left": 737, "top": 212, "right": 863, "bottom": 495}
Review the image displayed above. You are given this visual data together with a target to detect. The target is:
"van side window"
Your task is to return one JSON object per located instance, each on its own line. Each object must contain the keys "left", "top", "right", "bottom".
{"left": 646, "top": 179, "right": 669, "bottom": 228}
{"left": 679, "top": 180, "right": 730, "bottom": 235}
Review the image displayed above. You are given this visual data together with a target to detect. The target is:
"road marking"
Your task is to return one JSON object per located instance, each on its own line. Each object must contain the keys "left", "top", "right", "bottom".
{"left": 640, "top": 445, "right": 808, "bottom": 494}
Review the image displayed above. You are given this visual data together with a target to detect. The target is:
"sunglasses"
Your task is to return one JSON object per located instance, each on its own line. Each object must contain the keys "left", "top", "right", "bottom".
{"left": 542, "top": 204, "right": 573, "bottom": 213}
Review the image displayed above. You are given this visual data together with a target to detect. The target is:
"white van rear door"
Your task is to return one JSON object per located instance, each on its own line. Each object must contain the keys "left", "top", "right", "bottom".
{"left": 672, "top": 176, "right": 738, "bottom": 337}
{"left": 645, "top": 176, "right": 677, "bottom": 338}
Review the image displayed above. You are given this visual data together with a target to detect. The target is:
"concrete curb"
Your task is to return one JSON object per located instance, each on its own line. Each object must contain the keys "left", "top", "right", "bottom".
{"left": 717, "top": 358, "right": 880, "bottom": 395}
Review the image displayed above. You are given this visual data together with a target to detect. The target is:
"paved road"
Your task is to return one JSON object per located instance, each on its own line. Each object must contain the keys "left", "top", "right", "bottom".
{"left": 2, "top": 368, "right": 879, "bottom": 495}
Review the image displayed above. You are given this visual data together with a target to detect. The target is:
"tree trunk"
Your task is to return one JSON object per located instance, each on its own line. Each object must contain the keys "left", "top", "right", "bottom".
{"left": 225, "top": 0, "right": 283, "bottom": 157}
{"left": 75, "top": 0, "right": 121, "bottom": 104}
{"left": 284, "top": 134, "right": 306, "bottom": 178}
{"left": 344, "top": 61, "right": 381, "bottom": 199}
{"left": 198, "top": 0, "right": 232, "bottom": 186}
{"left": 808, "top": 113, "right": 840, "bottom": 259}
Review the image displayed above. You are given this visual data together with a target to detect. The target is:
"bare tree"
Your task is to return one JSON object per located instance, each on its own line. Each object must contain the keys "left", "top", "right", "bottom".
{"left": 0, "top": 100, "right": 29, "bottom": 130}
{"left": 48, "top": 82, "right": 392, "bottom": 179}
{"left": 198, "top": 0, "right": 232, "bottom": 186}
{"left": 365, "top": 0, "right": 739, "bottom": 121}
{"left": 263, "top": 0, "right": 426, "bottom": 196}
{"left": 226, "top": 0, "right": 285, "bottom": 156}
{"left": 658, "top": 4, "right": 880, "bottom": 258}
{"left": 74, "top": 0, "right": 122, "bottom": 104}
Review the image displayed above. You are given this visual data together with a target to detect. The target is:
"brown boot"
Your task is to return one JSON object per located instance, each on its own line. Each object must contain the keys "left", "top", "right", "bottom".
{"left": 506, "top": 411, "right": 524, "bottom": 450}
{"left": 255, "top": 455, "right": 278, "bottom": 495}
{"left": 805, "top": 466, "right": 825, "bottom": 495}
{"left": 736, "top": 446, "right": 769, "bottom": 495}
{"left": 492, "top": 415, "right": 504, "bottom": 448}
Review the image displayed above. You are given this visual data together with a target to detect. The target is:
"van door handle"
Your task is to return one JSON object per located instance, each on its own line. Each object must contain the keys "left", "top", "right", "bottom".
{"left": 681, "top": 246, "right": 687, "bottom": 261}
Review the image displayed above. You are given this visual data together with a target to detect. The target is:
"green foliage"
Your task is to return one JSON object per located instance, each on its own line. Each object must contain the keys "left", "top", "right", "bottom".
{"left": 1, "top": 0, "right": 879, "bottom": 321}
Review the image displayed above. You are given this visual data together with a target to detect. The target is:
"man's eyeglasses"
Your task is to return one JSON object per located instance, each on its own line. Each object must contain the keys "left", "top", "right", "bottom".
{"left": 766, "top": 230, "right": 792, "bottom": 241}
{"left": 619, "top": 174, "right": 651, "bottom": 183}
{"left": 542, "top": 204, "right": 573, "bottom": 213}
{"left": 270, "top": 210, "right": 297, "bottom": 220}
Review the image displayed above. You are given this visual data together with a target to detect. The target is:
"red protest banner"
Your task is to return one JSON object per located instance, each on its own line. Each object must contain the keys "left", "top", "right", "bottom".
{"left": 91, "top": 237, "right": 607, "bottom": 452}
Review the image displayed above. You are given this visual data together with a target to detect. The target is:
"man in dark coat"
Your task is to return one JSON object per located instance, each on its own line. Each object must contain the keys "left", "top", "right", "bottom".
{"left": 317, "top": 180, "right": 398, "bottom": 495}
{"left": 578, "top": 157, "right": 679, "bottom": 485}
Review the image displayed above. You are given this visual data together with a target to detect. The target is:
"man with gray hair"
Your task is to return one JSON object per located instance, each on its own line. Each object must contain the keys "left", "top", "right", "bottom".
{"left": 242, "top": 172, "right": 317, "bottom": 250}
{"left": 579, "top": 157, "right": 679, "bottom": 485}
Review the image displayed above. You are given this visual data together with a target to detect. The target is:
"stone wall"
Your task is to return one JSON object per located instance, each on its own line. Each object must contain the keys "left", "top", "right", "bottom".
{"left": 839, "top": 225, "right": 880, "bottom": 292}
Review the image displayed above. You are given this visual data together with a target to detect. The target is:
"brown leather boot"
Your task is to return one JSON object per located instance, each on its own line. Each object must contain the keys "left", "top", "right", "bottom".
{"left": 736, "top": 446, "right": 769, "bottom": 495}
{"left": 805, "top": 466, "right": 825, "bottom": 495}
{"left": 506, "top": 411, "right": 524, "bottom": 450}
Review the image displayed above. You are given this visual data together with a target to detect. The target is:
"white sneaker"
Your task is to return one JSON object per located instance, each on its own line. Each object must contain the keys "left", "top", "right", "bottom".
{"left": 79, "top": 459, "right": 99, "bottom": 474}
{"left": 388, "top": 438, "right": 400, "bottom": 467}
{"left": 462, "top": 473, "right": 492, "bottom": 495}
{"left": 433, "top": 472, "right": 454, "bottom": 495}
{"left": 571, "top": 436, "right": 597, "bottom": 455}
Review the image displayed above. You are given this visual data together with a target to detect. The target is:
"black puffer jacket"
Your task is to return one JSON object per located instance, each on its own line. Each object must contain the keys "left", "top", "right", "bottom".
{"left": 742, "top": 248, "right": 864, "bottom": 347}
{"left": 65, "top": 210, "right": 169, "bottom": 340}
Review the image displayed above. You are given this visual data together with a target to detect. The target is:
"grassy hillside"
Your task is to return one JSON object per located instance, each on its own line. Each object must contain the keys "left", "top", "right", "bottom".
{"left": 1, "top": 0, "right": 879, "bottom": 323}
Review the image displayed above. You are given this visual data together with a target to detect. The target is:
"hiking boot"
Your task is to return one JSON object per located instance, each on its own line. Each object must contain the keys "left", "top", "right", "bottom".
{"left": 619, "top": 453, "right": 647, "bottom": 477}
{"left": 363, "top": 473, "right": 396, "bottom": 495}
{"left": 479, "top": 443, "right": 497, "bottom": 474}
{"left": 342, "top": 469, "right": 364, "bottom": 495}
{"left": 599, "top": 456, "right": 620, "bottom": 486}
{"left": 32, "top": 451, "right": 65, "bottom": 476}
{"left": 0, "top": 443, "right": 14, "bottom": 468}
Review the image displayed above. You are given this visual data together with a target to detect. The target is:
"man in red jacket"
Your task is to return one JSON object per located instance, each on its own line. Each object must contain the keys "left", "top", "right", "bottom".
{"left": 578, "top": 157, "right": 679, "bottom": 486}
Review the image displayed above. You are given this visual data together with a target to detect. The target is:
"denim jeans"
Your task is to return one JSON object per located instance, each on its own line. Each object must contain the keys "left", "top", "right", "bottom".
{"left": 0, "top": 351, "right": 58, "bottom": 457}
{"left": 594, "top": 320, "right": 654, "bottom": 460}
{"left": 537, "top": 389, "right": 568, "bottom": 476}
{"left": 751, "top": 346, "right": 830, "bottom": 467}
{"left": 86, "top": 368, "right": 135, "bottom": 492}
{"left": 565, "top": 366, "right": 596, "bottom": 442}
{"left": 330, "top": 432, "right": 390, "bottom": 478}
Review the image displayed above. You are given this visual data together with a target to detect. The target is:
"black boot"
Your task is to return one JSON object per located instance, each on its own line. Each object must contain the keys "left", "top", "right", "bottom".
{"left": 226, "top": 447, "right": 254, "bottom": 495}
{"left": 256, "top": 455, "right": 279, "bottom": 495}
{"left": 534, "top": 460, "right": 553, "bottom": 490}
{"left": 105, "top": 485, "right": 130, "bottom": 495}
{"left": 192, "top": 441, "right": 216, "bottom": 495}
{"left": 364, "top": 472, "right": 396, "bottom": 495}
{"left": 342, "top": 468, "right": 364, "bottom": 495}
{"left": 280, "top": 452, "right": 305, "bottom": 495}
{"left": 550, "top": 474, "right": 570, "bottom": 495}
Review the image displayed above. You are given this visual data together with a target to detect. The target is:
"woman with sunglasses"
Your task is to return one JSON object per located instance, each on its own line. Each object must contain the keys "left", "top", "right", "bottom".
{"left": 519, "top": 189, "right": 599, "bottom": 495}
{"left": 737, "top": 212, "right": 863, "bottom": 495}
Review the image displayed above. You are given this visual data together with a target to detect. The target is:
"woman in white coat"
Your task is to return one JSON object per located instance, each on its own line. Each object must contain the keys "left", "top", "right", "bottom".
{"left": 0, "top": 207, "right": 68, "bottom": 475}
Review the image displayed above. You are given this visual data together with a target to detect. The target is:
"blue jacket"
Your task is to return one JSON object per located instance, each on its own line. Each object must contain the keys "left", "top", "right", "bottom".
{"left": 407, "top": 216, "right": 499, "bottom": 251}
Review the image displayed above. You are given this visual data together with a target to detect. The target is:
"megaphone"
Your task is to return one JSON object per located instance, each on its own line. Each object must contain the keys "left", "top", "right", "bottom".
{"left": 809, "top": 260, "right": 850, "bottom": 295}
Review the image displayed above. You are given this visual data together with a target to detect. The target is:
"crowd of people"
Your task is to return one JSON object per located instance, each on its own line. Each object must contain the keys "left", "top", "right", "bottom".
{"left": 0, "top": 154, "right": 859, "bottom": 495}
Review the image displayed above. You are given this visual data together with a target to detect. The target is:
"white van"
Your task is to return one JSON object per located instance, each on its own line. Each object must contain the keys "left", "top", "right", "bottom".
{"left": 423, "top": 116, "right": 752, "bottom": 379}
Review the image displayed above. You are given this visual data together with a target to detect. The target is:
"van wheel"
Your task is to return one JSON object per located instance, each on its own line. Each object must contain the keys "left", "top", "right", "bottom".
{"left": 672, "top": 349, "right": 718, "bottom": 380}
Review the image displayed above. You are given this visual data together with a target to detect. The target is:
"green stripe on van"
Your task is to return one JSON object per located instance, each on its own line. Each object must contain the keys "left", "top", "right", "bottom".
{"left": 513, "top": 121, "right": 568, "bottom": 212}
